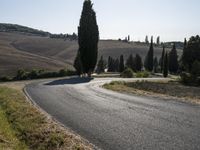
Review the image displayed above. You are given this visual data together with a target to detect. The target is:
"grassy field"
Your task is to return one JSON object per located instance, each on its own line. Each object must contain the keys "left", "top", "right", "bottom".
{"left": 0, "top": 84, "right": 94, "bottom": 150}
{"left": 104, "top": 81, "right": 200, "bottom": 105}
{"left": 0, "top": 32, "right": 182, "bottom": 77}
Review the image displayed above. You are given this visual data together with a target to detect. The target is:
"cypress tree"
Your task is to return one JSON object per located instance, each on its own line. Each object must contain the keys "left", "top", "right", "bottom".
{"left": 160, "top": 45, "right": 165, "bottom": 72}
{"left": 119, "top": 55, "right": 125, "bottom": 72}
{"left": 114, "top": 58, "right": 120, "bottom": 72}
{"left": 163, "top": 52, "right": 169, "bottom": 78}
{"left": 78, "top": 0, "right": 99, "bottom": 76}
{"left": 126, "top": 54, "right": 135, "bottom": 71}
{"left": 145, "top": 36, "right": 154, "bottom": 71}
{"left": 74, "top": 51, "right": 83, "bottom": 76}
{"left": 135, "top": 54, "right": 143, "bottom": 72}
{"left": 96, "top": 56, "right": 106, "bottom": 74}
{"left": 169, "top": 43, "right": 179, "bottom": 74}
{"left": 153, "top": 57, "right": 158, "bottom": 73}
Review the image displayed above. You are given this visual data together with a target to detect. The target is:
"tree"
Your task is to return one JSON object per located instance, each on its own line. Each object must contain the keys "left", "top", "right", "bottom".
{"left": 145, "top": 36, "right": 154, "bottom": 71}
{"left": 78, "top": 0, "right": 99, "bottom": 76}
{"left": 163, "top": 52, "right": 169, "bottom": 78}
{"left": 159, "top": 45, "right": 165, "bottom": 73}
{"left": 182, "top": 35, "right": 200, "bottom": 72}
{"left": 114, "top": 59, "right": 120, "bottom": 72}
{"left": 126, "top": 54, "right": 135, "bottom": 71}
{"left": 156, "top": 36, "right": 160, "bottom": 45}
{"left": 169, "top": 43, "right": 179, "bottom": 74}
{"left": 153, "top": 57, "right": 158, "bottom": 73}
{"left": 119, "top": 55, "right": 125, "bottom": 72}
{"left": 74, "top": 51, "right": 83, "bottom": 76}
{"left": 135, "top": 54, "right": 143, "bottom": 72}
{"left": 145, "top": 35, "right": 149, "bottom": 44}
{"left": 96, "top": 56, "right": 106, "bottom": 74}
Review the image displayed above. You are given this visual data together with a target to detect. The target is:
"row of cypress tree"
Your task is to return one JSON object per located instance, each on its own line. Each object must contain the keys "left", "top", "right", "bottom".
{"left": 74, "top": 0, "right": 180, "bottom": 78}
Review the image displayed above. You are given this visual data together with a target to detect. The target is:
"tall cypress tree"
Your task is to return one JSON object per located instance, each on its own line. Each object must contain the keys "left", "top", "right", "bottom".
{"left": 163, "top": 52, "right": 169, "bottom": 78}
{"left": 74, "top": 51, "right": 83, "bottom": 76}
{"left": 119, "top": 55, "right": 125, "bottom": 72}
{"left": 135, "top": 54, "right": 143, "bottom": 72}
{"left": 96, "top": 56, "right": 106, "bottom": 74}
{"left": 126, "top": 54, "right": 135, "bottom": 71}
{"left": 153, "top": 57, "right": 158, "bottom": 73}
{"left": 78, "top": 0, "right": 99, "bottom": 76}
{"left": 160, "top": 45, "right": 165, "bottom": 72}
{"left": 145, "top": 36, "right": 154, "bottom": 71}
{"left": 169, "top": 43, "right": 179, "bottom": 74}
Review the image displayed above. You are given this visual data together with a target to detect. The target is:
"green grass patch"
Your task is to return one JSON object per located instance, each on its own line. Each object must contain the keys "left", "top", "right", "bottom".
{"left": 0, "top": 107, "right": 27, "bottom": 150}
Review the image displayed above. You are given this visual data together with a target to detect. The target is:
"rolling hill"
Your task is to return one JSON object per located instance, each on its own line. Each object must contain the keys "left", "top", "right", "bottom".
{"left": 0, "top": 24, "right": 183, "bottom": 77}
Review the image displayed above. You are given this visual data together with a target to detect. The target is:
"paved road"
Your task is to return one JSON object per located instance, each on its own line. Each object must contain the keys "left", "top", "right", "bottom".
{"left": 25, "top": 77, "right": 200, "bottom": 150}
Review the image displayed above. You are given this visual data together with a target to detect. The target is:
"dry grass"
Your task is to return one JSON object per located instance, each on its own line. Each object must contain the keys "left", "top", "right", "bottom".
{"left": 0, "top": 82, "right": 94, "bottom": 150}
{"left": 0, "top": 32, "right": 182, "bottom": 77}
{"left": 104, "top": 81, "right": 200, "bottom": 105}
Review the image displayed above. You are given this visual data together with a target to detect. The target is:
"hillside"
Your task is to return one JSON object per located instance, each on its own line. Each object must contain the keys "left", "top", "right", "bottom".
{"left": 0, "top": 24, "right": 182, "bottom": 77}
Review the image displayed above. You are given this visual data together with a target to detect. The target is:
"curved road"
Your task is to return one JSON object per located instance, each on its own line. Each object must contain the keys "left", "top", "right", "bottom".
{"left": 25, "top": 77, "right": 200, "bottom": 150}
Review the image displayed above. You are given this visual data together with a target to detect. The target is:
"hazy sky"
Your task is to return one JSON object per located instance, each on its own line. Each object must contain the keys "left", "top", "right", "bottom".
{"left": 1, "top": 0, "right": 200, "bottom": 41}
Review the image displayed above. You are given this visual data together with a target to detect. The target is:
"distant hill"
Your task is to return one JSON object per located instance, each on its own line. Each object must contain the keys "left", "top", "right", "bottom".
{"left": 0, "top": 23, "right": 50, "bottom": 36}
{"left": 0, "top": 24, "right": 183, "bottom": 77}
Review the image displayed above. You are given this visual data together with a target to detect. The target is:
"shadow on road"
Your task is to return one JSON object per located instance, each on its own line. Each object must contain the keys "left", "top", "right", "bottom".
{"left": 44, "top": 77, "right": 94, "bottom": 86}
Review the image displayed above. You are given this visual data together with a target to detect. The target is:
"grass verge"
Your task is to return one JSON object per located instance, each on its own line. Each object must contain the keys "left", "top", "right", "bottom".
{"left": 103, "top": 81, "right": 200, "bottom": 105}
{"left": 0, "top": 86, "right": 93, "bottom": 150}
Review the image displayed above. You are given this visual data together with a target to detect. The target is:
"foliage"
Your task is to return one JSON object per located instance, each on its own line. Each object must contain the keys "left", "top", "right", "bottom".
{"left": 78, "top": 0, "right": 99, "bottom": 76}
{"left": 120, "top": 68, "right": 134, "bottom": 78}
{"left": 135, "top": 54, "right": 143, "bottom": 72}
{"left": 180, "top": 35, "right": 200, "bottom": 85}
{"left": 153, "top": 57, "right": 158, "bottom": 73}
{"left": 126, "top": 54, "right": 135, "bottom": 71}
{"left": 74, "top": 51, "right": 83, "bottom": 76}
{"left": 159, "top": 45, "right": 165, "bottom": 73}
{"left": 145, "top": 36, "right": 154, "bottom": 71}
{"left": 169, "top": 44, "right": 179, "bottom": 73}
{"left": 107, "top": 56, "right": 119, "bottom": 72}
{"left": 119, "top": 55, "right": 125, "bottom": 72}
{"left": 163, "top": 52, "right": 169, "bottom": 78}
{"left": 96, "top": 56, "right": 107, "bottom": 73}
{"left": 136, "top": 71, "right": 150, "bottom": 78}
{"left": 0, "top": 69, "right": 76, "bottom": 82}
{"left": 182, "top": 35, "right": 200, "bottom": 72}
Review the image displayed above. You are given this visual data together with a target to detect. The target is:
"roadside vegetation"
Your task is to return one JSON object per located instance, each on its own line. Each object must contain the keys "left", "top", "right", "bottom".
{"left": 0, "top": 86, "right": 93, "bottom": 150}
{"left": 104, "top": 81, "right": 200, "bottom": 104}
{"left": 0, "top": 69, "right": 76, "bottom": 82}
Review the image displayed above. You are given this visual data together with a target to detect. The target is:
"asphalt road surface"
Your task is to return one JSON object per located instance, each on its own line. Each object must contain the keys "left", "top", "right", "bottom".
{"left": 25, "top": 77, "right": 200, "bottom": 150}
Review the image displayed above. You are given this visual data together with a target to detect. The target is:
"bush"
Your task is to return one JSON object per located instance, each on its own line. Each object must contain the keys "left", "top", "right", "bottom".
{"left": 0, "top": 76, "right": 12, "bottom": 82}
{"left": 136, "top": 71, "right": 150, "bottom": 78}
{"left": 121, "top": 68, "right": 134, "bottom": 78}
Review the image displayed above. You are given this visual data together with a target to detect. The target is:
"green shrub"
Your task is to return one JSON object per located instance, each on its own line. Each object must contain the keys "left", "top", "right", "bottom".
{"left": 136, "top": 71, "right": 150, "bottom": 78}
{"left": 121, "top": 68, "right": 134, "bottom": 78}
{"left": 15, "top": 69, "right": 28, "bottom": 80}
{"left": 0, "top": 76, "right": 12, "bottom": 82}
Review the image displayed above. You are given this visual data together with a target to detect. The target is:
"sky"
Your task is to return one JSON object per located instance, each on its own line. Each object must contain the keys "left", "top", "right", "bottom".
{"left": 0, "top": 0, "right": 200, "bottom": 42}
